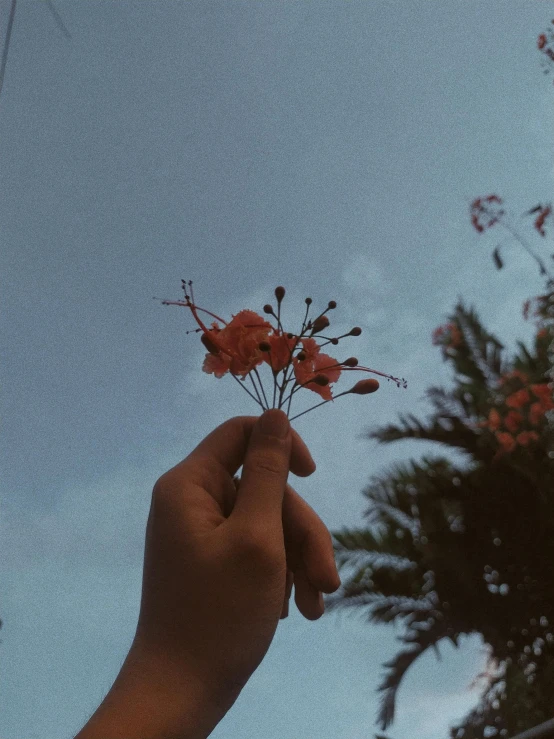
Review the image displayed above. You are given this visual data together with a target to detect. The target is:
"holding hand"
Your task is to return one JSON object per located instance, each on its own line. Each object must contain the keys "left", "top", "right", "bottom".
{"left": 76, "top": 409, "right": 341, "bottom": 739}
{"left": 134, "top": 409, "right": 341, "bottom": 699}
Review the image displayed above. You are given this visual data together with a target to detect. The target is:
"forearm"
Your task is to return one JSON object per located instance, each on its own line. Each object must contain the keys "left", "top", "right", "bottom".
{"left": 74, "top": 643, "right": 240, "bottom": 739}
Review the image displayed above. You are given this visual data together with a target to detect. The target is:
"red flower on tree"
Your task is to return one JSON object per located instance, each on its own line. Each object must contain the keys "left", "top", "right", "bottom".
{"left": 472, "top": 374, "right": 554, "bottom": 461}
{"left": 537, "top": 20, "right": 554, "bottom": 79}
{"left": 470, "top": 194, "right": 505, "bottom": 234}
{"left": 534, "top": 205, "right": 552, "bottom": 237}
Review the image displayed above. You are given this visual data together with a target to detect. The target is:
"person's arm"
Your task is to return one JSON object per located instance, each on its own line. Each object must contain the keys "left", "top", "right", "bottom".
{"left": 74, "top": 640, "right": 240, "bottom": 739}
{"left": 74, "top": 411, "right": 340, "bottom": 738}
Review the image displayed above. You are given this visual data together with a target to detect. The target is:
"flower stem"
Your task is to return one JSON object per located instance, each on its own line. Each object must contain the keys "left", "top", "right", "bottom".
{"left": 277, "top": 365, "right": 297, "bottom": 409}
{"left": 230, "top": 373, "right": 265, "bottom": 410}
{"left": 280, "top": 379, "right": 306, "bottom": 408}
{"left": 498, "top": 217, "right": 553, "bottom": 278}
{"left": 288, "top": 390, "right": 351, "bottom": 422}
{"left": 251, "top": 367, "right": 270, "bottom": 409}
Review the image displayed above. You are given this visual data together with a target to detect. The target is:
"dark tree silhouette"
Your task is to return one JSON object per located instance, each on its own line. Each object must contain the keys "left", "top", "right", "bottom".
{"left": 320, "top": 22, "right": 554, "bottom": 737}
{"left": 323, "top": 274, "right": 554, "bottom": 737}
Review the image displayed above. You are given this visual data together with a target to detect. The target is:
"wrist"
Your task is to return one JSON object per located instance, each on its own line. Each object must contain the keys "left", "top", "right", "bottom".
{"left": 74, "top": 641, "right": 241, "bottom": 739}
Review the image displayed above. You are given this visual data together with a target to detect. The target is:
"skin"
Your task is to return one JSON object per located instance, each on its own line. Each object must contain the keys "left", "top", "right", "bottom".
{"left": 131, "top": 409, "right": 342, "bottom": 703}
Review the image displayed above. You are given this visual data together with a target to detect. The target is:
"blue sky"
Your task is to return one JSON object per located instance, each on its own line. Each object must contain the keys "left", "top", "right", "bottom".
{"left": 1, "top": 2, "right": 553, "bottom": 738}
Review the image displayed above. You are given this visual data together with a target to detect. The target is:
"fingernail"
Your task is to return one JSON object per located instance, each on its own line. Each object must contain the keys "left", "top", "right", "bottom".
{"left": 260, "top": 409, "right": 290, "bottom": 439}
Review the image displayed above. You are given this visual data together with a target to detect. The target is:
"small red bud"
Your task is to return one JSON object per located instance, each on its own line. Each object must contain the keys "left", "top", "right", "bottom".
{"left": 297, "top": 351, "right": 307, "bottom": 361}
{"left": 313, "top": 374, "right": 329, "bottom": 386}
{"left": 350, "top": 327, "right": 362, "bottom": 336}
{"left": 330, "top": 338, "right": 339, "bottom": 345}
{"left": 263, "top": 304, "right": 274, "bottom": 314}
{"left": 311, "top": 315, "right": 330, "bottom": 333}
{"left": 328, "top": 300, "right": 337, "bottom": 309}
{"left": 343, "top": 357, "right": 359, "bottom": 367}
{"left": 305, "top": 297, "right": 312, "bottom": 305}
{"left": 275, "top": 286, "right": 286, "bottom": 302}
{"left": 349, "top": 379, "right": 379, "bottom": 395}
{"left": 201, "top": 333, "right": 220, "bottom": 355}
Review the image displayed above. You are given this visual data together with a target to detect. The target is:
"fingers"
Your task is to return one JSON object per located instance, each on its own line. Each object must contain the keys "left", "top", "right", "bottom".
{"left": 166, "top": 414, "right": 339, "bottom": 623}
{"left": 293, "top": 567, "right": 325, "bottom": 621}
{"left": 166, "top": 415, "right": 317, "bottom": 526}
{"left": 280, "top": 569, "right": 294, "bottom": 620}
{"left": 179, "top": 415, "right": 316, "bottom": 489}
{"left": 230, "top": 410, "right": 292, "bottom": 532}
{"left": 282, "top": 484, "right": 341, "bottom": 594}
{"left": 280, "top": 568, "right": 324, "bottom": 622}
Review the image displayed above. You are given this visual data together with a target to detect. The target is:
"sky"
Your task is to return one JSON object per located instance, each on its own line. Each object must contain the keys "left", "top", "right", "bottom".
{"left": 1, "top": 2, "right": 553, "bottom": 738}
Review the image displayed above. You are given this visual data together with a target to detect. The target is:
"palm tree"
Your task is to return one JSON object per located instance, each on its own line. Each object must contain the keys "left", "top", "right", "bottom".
{"left": 448, "top": 654, "right": 554, "bottom": 739}
{"left": 323, "top": 285, "right": 554, "bottom": 738}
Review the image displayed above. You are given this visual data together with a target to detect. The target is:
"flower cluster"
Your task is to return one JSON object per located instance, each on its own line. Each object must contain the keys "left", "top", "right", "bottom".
{"left": 431, "top": 310, "right": 554, "bottom": 459}
{"left": 470, "top": 194, "right": 552, "bottom": 239}
{"left": 472, "top": 371, "right": 554, "bottom": 461}
{"left": 470, "top": 194, "right": 505, "bottom": 234}
{"left": 155, "top": 280, "right": 407, "bottom": 421}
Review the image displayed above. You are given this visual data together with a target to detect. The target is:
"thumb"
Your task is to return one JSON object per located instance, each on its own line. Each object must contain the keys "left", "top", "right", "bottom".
{"left": 231, "top": 409, "right": 292, "bottom": 533}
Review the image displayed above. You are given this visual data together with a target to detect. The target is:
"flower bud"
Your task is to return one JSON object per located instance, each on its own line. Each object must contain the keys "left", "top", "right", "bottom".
{"left": 263, "top": 304, "right": 274, "bottom": 314}
{"left": 297, "top": 351, "right": 307, "bottom": 361}
{"left": 343, "top": 357, "right": 359, "bottom": 367}
{"left": 305, "top": 297, "right": 312, "bottom": 305}
{"left": 330, "top": 338, "right": 339, "bottom": 345}
{"left": 201, "top": 332, "right": 220, "bottom": 355}
{"left": 259, "top": 341, "right": 271, "bottom": 352}
{"left": 349, "top": 379, "right": 379, "bottom": 395}
{"left": 313, "top": 374, "right": 329, "bottom": 386}
{"left": 275, "top": 286, "right": 286, "bottom": 302}
{"left": 350, "top": 327, "right": 362, "bottom": 336}
{"left": 311, "top": 315, "right": 330, "bottom": 333}
{"left": 328, "top": 300, "right": 337, "bottom": 309}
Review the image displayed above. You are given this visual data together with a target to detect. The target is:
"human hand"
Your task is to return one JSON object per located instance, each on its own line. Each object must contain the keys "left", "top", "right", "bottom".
{"left": 132, "top": 408, "right": 341, "bottom": 705}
